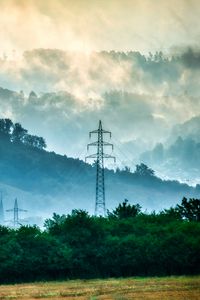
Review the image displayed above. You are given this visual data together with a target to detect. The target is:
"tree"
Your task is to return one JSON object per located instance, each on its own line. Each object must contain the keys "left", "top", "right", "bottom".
{"left": 23, "top": 134, "right": 47, "bottom": 150}
{"left": 12, "top": 123, "right": 27, "bottom": 143}
{"left": 176, "top": 197, "right": 200, "bottom": 222}
{"left": 134, "top": 163, "right": 155, "bottom": 177}
{"left": 159, "top": 207, "right": 182, "bottom": 221}
{"left": 44, "top": 213, "right": 66, "bottom": 234}
{"left": 123, "top": 166, "right": 131, "bottom": 173}
{"left": 109, "top": 199, "right": 141, "bottom": 219}
{"left": 46, "top": 210, "right": 106, "bottom": 278}
{"left": 0, "top": 119, "right": 13, "bottom": 140}
{"left": 15, "top": 225, "right": 72, "bottom": 281}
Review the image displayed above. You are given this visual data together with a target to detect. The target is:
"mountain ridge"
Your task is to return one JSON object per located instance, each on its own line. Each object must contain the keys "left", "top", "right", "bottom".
{"left": 0, "top": 118, "right": 199, "bottom": 223}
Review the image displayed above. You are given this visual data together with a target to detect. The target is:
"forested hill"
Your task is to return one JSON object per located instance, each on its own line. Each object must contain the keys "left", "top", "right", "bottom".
{"left": 0, "top": 118, "right": 199, "bottom": 218}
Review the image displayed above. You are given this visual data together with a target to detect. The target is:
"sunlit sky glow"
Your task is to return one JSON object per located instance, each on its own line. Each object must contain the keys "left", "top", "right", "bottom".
{"left": 0, "top": 0, "right": 199, "bottom": 54}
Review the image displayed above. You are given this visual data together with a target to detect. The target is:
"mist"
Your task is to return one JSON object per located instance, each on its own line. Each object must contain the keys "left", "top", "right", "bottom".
{"left": 0, "top": 49, "right": 200, "bottom": 160}
{"left": 0, "top": 0, "right": 200, "bottom": 53}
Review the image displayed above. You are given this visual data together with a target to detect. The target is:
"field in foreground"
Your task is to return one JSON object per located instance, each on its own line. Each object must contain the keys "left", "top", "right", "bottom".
{"left": 0, "top": 276, "right": 199, "bottom": 300}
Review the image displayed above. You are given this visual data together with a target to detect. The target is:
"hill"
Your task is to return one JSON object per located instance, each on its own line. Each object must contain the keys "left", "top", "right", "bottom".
{"left": 171, "top": 116, "right": 200, "bottom": 143}
{"left": 0, "top": 119, "right": 199, "bottom": 221}
{"left": 140, "top": 116, "right": 200, "bottom": 184}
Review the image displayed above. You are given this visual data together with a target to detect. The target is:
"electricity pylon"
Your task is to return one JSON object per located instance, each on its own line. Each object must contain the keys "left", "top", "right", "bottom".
{"left": 0, "top": 192, "right": 4, "bottom": 225}
{"left": 6, "top": 198, "right": 27, "bottom": 228}
{"left": 86, "top": 120, "right": 115, "bottom": 216}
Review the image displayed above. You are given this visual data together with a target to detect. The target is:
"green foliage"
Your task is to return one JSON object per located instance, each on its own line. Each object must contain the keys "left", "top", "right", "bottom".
{"left": 0, "top": 118, "right": 46, "bottom": 150}
{"left": 0, "top": 118, "right": 13, "bottom": 140}
{"left": 108, "top": 199, "right": 141, "bottom": 219}
{"left": 12, "top": 122, "right": 28, "bottom": 143}
{"left": 0, "top": 200, "right": 199, "bottom": 283}
{"left": 176, "top": 197, "right": 200, "bottom": 221}
{"left": 158, "top": 207, "right": 182, "bottom": 222}
{"left": 134, "top": 163, "right": 155, "bottom": 177}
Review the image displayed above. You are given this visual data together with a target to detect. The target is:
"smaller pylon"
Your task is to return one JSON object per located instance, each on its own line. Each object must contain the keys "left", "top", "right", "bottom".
{"left": 6, "top": 198, "right": 27, "bottom": 228}
{"left": 0, "top": 192, "right": 4, "bottom": 225}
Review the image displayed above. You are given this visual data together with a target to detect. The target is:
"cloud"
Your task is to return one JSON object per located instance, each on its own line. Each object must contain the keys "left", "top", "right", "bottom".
{"left": 0, "top": 0, "right": 200, "bottom": 53}
{"left": 0, "top": 46, "right": 200, "bottom": 182}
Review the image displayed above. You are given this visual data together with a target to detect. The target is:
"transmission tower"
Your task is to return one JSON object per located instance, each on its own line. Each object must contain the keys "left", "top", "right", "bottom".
{"left": 6, "top": 198, "right": 27, "bottom": 228}
{"left": 0, "top": 192, "right": 4, "bottom": 225}
{"left": 86, "top": 120, "right": 115, "bottom": 216}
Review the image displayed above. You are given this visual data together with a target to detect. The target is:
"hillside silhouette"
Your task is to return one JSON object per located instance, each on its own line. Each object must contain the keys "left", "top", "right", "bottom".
{"left": 0, "top": 118, "right": 199, "bottom": 218}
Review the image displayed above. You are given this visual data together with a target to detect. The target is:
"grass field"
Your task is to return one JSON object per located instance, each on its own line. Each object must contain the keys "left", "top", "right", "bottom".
{"left": 0, "top": 276, "right": 199, "bottom": 300}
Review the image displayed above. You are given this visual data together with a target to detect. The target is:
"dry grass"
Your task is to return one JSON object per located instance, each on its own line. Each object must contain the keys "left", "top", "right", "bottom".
{"left": 0, "top": 276, "right": 199, "bottom": 300}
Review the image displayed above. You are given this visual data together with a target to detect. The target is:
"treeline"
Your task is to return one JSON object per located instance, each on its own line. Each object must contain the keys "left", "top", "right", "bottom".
{"left": 0, "top": 118, "right": 46, "bottom": 150}
{"left": 0, "top": 198, "right": 199, "bottom": 283}
{"left": 22, "top": 48, "right": 196, "bottom": 68}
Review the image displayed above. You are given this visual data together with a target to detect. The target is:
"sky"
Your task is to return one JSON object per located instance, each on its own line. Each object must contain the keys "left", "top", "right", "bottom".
{"left": 0, "top": 0, "right": 199, "bottom": 54}
{"left": 0, "top": 0, "right": 200, "bottom": 182}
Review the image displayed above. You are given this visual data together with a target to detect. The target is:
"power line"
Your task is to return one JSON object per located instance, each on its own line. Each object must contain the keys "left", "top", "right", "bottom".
{"left": 112, "top": 134, "right": 136, "bottom": 167}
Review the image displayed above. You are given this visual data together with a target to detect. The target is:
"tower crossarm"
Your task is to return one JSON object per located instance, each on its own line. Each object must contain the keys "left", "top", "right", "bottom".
{"left": 87, "top": 141, "right": 114, "bottom": 150}
{"left": 85, "top": 153, "right": 98, "bottom": 162}
{"left": 6, "top": 208, "right": 27, "bottom": 212}
{"left": 89, "top": 120, "right": 112, "bottom": 139}
{"left": 85, "top": 153, "right": 115, "bottom": 162}
{"left": 103, "top": 154, "right": 116, "bottom": 162}
{"left": 89, "top": 130, "right": 98, "bottom": 137}
{"left": 89, "top": 130, "right": 111, "bottom": 138}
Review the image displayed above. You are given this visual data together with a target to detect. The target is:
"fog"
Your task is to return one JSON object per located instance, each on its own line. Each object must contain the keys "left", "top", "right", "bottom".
{"left": 0, "top": 49, "right": 200, "bottom": 163}
{"left": 0, "top": 0, "right": 200, "bottom": 53}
